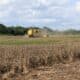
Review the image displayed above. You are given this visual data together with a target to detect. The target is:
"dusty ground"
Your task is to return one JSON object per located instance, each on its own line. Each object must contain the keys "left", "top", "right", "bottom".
{"left": 1, "top": 61, "right": 80, "bottom": 80}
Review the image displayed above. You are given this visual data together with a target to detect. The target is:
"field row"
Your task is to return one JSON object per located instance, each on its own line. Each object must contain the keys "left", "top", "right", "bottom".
{"left": 0, "top": 35, "right": 80, "bottom": 45}
{"left": 0, "top": 43, "right": 80, "bottom": 69}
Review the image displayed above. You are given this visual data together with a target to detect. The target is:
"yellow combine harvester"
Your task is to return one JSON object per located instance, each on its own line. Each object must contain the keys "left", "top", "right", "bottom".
{"left": 27, "top": 28, "right": 48, "bottom": 38}
{"left": 27, "top": 28, "right": 41, "bottom": 37}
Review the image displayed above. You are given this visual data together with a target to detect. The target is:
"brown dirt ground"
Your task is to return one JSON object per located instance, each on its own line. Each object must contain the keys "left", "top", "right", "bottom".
{"left": 1, "top": 61, "right": 80, "bottom": 80}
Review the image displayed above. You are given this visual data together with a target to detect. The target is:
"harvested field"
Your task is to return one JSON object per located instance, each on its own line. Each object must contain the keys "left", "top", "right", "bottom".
{"left": 0, "top": 42, "right": 80, "bottom": 80}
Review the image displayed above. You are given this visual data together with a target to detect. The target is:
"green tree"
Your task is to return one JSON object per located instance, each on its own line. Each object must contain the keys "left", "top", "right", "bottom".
{"left": 0, "top": 24, "right": 8, "bottom": 34}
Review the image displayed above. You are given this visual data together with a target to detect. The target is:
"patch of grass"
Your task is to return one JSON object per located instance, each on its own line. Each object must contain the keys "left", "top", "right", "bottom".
{"left": 0, "top": 35, "right": 80, "bottom": 45}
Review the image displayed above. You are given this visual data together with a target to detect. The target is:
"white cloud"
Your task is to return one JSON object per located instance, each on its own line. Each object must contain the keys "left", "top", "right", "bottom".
{"left": 75, "top": 1, "right": 80, "bottom": 12}
{"left": 35, "top": 0, "right": 68, "bottom": 7}
{"left": 59, "top": 0, "right": 68, "bottom": 5}
{"left": 0, "top": 7, "right": 13, "bottom": 19}
{"left": 0, "top": 0, "right": 80, "bottom": 30}
{"left": 37, "top": 0, "right": 50, "bottom": 6}
{"left": 17, "top": 9, "right": 41, "bottom": 19}
{"left": 25, "top": 18, "right": 56, "bottom": 23}
{"left": 0, "top": 11, "right": 8, "bottom": 18}
{"left": 0, "top": 0, "right": 12, "bottom": 5}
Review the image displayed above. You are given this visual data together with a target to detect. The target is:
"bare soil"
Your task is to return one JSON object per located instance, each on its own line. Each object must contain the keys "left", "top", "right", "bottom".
{"left": 1, "top": 61, "right": 80, "bottom": 80}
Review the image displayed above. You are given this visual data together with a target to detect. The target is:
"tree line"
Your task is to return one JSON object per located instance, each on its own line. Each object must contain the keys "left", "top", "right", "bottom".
{"left": 0, "top": 24, "right": 43, "bottom": 35}
{"left": 0, "top": 24, "right": 29, "bottom": 35}
{"left": 0, "top": 24, "right": 80, "bottom": 35}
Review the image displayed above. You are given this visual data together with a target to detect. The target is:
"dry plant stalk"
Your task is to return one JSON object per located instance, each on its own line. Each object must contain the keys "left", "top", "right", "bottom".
{"left": 0, "top": 43, "right": 80, "bottom": 79}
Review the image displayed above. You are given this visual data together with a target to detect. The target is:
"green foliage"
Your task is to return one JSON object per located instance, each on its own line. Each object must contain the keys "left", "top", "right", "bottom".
{"left": 0, "top": 24, "right": 80, "bottom": 35}
{"left": 0, "top": 24, "right": 8, "bottom": 34}
{"left": 0, "top": 24, "right": 28, "bottom": 35}
{"left": 10, "top": 26, "right": 26, "bottom": 35}
{"left": 0, "top": 24, "right": 40, "bottom": 35}
{"left": 63, "top": 29, "right": 80, "bottom": 35}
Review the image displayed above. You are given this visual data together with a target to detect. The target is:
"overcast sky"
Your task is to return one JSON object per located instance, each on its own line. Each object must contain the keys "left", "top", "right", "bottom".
{"left": 0, "top": 0, "right": 80, "bottom": 30}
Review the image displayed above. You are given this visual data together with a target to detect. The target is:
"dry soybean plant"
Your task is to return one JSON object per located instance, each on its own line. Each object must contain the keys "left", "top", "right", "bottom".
{"left": 0, "top": 43, "right": 80, "bottom": 79}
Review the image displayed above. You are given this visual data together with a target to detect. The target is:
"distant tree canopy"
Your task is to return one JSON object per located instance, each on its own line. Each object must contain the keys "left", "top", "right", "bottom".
{"left": 7, "top": 26, "right": 26, "bottom": 35}
{"left": 43, "top": 26, "right": 53, "bottom": 32}
{"left": 0, "top": 24, "right": 8, "bottom": 34}
{"left": 0, "top": 24, "right": 28, "bottom": 35}
{"left": 63, "top": 29, "right": 80, "bottom": 35}
{"left": 0, "top": 24, "right": 41, "bottom": 35}
{"left": 0, "top": 24, "right": 80, "bottom": 35}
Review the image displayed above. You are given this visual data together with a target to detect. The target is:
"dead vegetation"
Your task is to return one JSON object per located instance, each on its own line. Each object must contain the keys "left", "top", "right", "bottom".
{"left": 0, "top": 43, "right": 80, "bottom": 79}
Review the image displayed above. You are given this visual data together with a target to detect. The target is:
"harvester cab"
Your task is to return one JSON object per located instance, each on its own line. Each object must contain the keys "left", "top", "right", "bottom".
{"left": 27, "top": 28, "right": 41, "bottom": 37}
